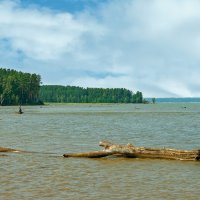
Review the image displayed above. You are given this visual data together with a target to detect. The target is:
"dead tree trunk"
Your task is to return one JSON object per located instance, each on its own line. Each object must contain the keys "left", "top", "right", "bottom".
{"left": 63, "top": 141, "right": 200, "bottom": 161}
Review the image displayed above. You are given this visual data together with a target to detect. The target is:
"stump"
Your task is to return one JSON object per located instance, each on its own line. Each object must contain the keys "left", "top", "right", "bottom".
{"left": 63, "top": 141, "right": 200, "bottom": 161}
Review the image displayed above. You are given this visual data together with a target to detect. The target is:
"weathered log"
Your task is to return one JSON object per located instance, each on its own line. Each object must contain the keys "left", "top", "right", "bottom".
{"left": 99, "top": 141, "right": 200, "bottom": 161}
{"left": 63, "top": 151, "right": 113, "bottom": 158}
{"left": 0, "top": 147, "right": 21, "bottom": 152}
{"left": 63, "top": 141, "right": 200, "bottom": 161}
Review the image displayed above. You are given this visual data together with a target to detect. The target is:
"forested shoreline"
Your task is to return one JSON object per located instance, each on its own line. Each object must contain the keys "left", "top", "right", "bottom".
{"left": 0, "top": 68, "right": 42, "bottom": 105}
{"left": 39, "top": 85, "right": 143, "bottom": 103}
{"left": 0, "top": 68, "right": 144, "bottom": 105}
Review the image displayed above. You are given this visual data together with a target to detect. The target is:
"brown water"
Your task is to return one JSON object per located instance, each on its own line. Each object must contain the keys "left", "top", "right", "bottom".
{"left": 0, "top": 103, "right": 200, "bottom": 199}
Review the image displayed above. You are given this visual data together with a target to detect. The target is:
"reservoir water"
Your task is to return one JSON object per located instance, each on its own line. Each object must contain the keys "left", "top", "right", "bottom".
{"left": 0, "top": 103, "right": 200, "bottom": 199}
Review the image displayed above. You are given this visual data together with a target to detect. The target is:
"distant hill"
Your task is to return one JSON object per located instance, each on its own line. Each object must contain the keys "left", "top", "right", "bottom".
{"left": 147, "top": 98, "right": 200, "bottom": 103}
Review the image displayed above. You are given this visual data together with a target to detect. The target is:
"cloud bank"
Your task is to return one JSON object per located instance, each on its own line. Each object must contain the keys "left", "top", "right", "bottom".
{"left": 0, "top": 0, "right": 200, "bottom": 97}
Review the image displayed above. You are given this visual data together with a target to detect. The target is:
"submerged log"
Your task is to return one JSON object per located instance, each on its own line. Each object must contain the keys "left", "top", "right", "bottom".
{"left": 63, "top": 141, "right": 200, "bottom": 161}
{"left": 0, "top": 147, "right": 57, "bottom": 155}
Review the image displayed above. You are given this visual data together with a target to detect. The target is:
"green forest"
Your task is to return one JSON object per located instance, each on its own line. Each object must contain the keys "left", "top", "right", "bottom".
{"left": 0, "top": 68, "right": 42, "bottom": 105}
{"left": 39, "top": 85, "right": 143, "bottom": 103}
{"left": 0, "top": 68, "right": 144, "bottom": 105}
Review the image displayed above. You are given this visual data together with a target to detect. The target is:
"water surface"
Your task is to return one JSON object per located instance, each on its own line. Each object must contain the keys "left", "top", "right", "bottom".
{"left": 0, "top": 103, "right": 200, "bottom": 199}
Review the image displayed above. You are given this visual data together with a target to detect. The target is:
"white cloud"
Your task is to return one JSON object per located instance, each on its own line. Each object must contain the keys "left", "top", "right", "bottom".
{"left": 0, "top": 0, "right": 88, "bottom": 60}
{"left": 0, "top": 0, "right": 200, "bottom": 97}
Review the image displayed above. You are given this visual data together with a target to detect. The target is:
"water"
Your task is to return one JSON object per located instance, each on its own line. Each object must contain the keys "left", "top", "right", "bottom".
{"left": 0, "top": 103, "right": 200, "bottom": 200}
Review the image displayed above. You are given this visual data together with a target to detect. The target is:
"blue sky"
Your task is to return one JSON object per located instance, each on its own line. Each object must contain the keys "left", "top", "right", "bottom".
{"left": 1, "top": 0, "right": 200, "bottom": 97}
{"left": 20, "top": 0, "right": 109, "bottom": 13}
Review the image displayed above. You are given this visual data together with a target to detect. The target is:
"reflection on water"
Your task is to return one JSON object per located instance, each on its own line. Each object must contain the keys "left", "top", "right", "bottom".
{"left": 0, "top": 103, "right": 200, "bottom": 199}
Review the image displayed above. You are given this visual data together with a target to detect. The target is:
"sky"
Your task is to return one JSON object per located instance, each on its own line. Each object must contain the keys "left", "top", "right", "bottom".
{"left": 0, "top": 0, "right": 200, "bottom": 97}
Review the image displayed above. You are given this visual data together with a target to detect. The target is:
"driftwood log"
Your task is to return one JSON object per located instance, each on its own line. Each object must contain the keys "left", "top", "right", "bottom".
{"left": 0, "top": 147, "right": 21, "bottom": 152}
{"left": 63, "top": 141, "right": 200, "bottom": 161}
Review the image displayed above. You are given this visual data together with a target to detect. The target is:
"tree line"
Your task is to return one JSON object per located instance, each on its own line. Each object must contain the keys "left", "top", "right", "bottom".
{"left": 0, "top": 68, "right": 42, "bottom": 105}
{"left": 0, "top": 68, "right": 144, "bottom": 105}
{"left": 39, "top": 85, "right": 143, "bottom": 103}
